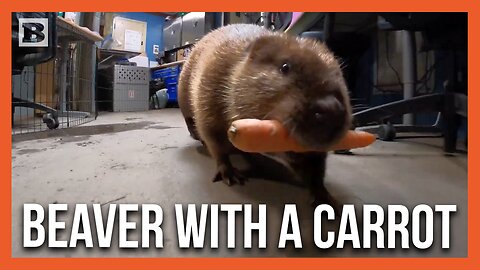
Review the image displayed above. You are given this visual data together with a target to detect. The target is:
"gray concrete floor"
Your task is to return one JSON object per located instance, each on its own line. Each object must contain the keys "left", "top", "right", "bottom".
{"left": 12, "top": 109, "right": 467, "bottom": 257}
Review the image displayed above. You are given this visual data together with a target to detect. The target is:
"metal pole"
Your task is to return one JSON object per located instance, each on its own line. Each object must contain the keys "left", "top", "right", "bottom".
{"left": 219, "top": 12, "right": 224, "bottom": 27}
{"left": 91, "top": 12, "right": 101, "bottom": 114}
{"left": 260, "top": 12, "right": 269, "bottom": 29}
{"left": 402, "top": 30, "right": 417, "bottom": 125}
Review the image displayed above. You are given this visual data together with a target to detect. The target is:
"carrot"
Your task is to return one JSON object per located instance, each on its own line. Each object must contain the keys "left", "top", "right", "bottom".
{"left": 227, "top": 119, "right": 376, "bottom": 153}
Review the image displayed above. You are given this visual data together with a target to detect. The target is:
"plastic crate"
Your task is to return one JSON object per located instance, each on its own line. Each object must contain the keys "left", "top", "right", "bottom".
{"left": 152, "top": 66, "right": 180, "bottom": 80}
{"left": 166, "top": 83, "right": 178, "bottom": 102}
{"left": 151, "top": 65, "right": 182, "bottom": 103}
{"left": 163, "top": 76, "right": 178, "bottom": 84}
{"left": 113, "top": 65, "right": 150, "bottom": 112}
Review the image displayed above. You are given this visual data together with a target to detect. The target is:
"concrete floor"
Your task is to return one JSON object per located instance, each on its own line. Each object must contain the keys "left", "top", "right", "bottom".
{"left": 12, "top": 109, "right": 467, "bottom": 258}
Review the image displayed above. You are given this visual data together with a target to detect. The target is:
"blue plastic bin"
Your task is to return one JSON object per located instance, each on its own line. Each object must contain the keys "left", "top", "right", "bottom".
{"left": 166, "top": 83, "right": 178, "bottom": 102}
{"left": 151, "top": 65, "right": 182, "bottom": 103}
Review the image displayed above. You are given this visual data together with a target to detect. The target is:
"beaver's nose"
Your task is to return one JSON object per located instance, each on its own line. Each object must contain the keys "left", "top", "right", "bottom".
{"left": 312, "top": 95, "right": 345, "bottom": 124}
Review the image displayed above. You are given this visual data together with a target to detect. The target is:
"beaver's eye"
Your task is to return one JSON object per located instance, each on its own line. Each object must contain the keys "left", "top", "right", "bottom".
{"left": 280, "top": 63, "right": 290, "bottom": 74}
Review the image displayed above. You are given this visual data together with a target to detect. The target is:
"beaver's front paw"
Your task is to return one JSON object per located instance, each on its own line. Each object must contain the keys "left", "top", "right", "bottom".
{"left": 212, "top": 164, "right": 247, "bottom": 186}
{"left": 311, "top": 190, "right": 342, "bottom": 216}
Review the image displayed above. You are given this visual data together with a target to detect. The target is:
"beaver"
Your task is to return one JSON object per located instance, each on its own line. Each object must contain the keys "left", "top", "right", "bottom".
{"left": 178, "top": 24, "right": 351, "bottom": 205}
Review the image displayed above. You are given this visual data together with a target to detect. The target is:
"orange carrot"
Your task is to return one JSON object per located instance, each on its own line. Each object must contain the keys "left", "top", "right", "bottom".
{"left": 227, "top": 119, "right": 376, "bottom": 153}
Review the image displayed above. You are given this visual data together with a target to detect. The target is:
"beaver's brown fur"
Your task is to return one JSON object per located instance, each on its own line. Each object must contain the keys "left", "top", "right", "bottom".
{"left": 178, "top": 24, "right": 351, "bottom": 205}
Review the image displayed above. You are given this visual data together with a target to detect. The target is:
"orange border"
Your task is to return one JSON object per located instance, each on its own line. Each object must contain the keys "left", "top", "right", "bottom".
{"left": 1, "top": 1, "right": 478, "bottom": 269}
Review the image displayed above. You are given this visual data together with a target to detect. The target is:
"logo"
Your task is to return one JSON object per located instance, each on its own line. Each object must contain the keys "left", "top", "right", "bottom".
{"left": 18, "top": 18, "right": 49, "bottom": 47}
{"left": 128, "top": 90, "right": 135, "bottom": 99}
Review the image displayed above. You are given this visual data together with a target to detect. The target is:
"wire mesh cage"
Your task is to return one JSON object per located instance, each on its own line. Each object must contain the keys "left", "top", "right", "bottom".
{"left": 12, "top": 40, "right": 96, "bottom": 135}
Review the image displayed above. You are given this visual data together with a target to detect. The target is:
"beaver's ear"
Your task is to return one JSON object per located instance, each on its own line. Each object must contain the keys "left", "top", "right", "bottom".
{"left": 246, "top": 35, "right": 283, "bottom": 60}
